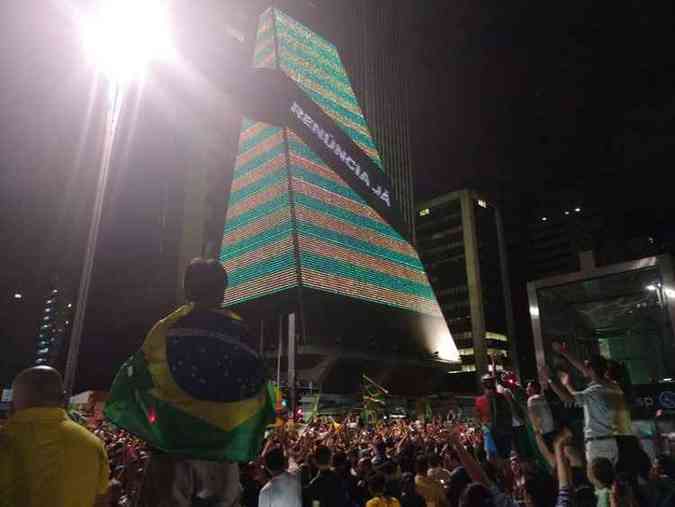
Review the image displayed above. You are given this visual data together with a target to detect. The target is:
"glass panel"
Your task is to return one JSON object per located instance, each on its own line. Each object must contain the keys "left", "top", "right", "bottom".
{"left": 537, "top": 266, "right": 675, "bottom": 385}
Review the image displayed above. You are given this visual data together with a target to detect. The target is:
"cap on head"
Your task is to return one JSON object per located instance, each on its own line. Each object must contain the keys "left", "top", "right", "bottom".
{"left": 184, "top": 258, "right": 228, "bottom": 307}
{"left": 315, "top": 445, "right": 332, "bottom": 467}
{"left": 481, "top": 374, "right": 496, "bottom": 390}
{"left": 12, "top": 366, "right": 65, "bottom": 411}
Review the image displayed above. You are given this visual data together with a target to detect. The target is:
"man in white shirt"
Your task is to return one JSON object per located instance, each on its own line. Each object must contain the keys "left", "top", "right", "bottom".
{"left": 547, "top": 347, "right": 632, "bottom": 465}
{"left": 526, "top": 381, "right": 556, "bottom": 448}
{"left": 259, "top": 447, "right": 302, "bottom": 507}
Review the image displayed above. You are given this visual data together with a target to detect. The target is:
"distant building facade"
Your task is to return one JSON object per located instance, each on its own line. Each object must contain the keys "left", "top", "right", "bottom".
{"left": 35, "top": 286, "right": 72, "bottom": 368}
{"left": 416, "top": 190, "right": 517, "bottom": 390}
{"left": 521, "top": 193, "right": 661, "bottom": 281}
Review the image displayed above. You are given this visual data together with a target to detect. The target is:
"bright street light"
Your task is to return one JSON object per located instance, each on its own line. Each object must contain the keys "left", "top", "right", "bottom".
{"left": 80, "top": 0, "right": 172, "bottom": 84}
{"left": 65, "top": 0, "right": 172, "bottom": 395}
{"left": 646, "top": 284, "right": 658, "bottom": 292}
{"left": 13, "top": 293, "right": 23, "bottom": 300}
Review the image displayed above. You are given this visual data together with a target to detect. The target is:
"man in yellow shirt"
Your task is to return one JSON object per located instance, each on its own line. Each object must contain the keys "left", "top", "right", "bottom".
{"left": 0, "top": 366, "right": 110, "bottom": 507}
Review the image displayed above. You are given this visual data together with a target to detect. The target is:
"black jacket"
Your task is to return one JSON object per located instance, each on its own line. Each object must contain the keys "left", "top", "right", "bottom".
{"left": 304, "top": 469, "right": 350, "bottom": 507}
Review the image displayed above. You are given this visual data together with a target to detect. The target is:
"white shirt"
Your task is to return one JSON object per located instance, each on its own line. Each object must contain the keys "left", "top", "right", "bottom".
{"left": 527, "top": 394, "right": 555, "bottom": 434}
{"left": 573, "top": 381, "right": 632, "bottom": 439}
{"left": 258, "top": 471, "right": 302, "bottom": 507}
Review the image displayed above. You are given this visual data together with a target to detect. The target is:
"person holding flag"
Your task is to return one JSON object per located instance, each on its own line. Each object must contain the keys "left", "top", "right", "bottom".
{"left": 362, "top": 375, "right": 388, "bottom": 424}
{"left": 104, "top": 258, "right": 275, "bottom": 506}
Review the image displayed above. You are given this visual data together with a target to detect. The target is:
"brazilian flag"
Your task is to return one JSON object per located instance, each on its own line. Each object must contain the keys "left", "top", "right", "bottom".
{"left": 104, "top": 304, "right": 275, "bottom": 462}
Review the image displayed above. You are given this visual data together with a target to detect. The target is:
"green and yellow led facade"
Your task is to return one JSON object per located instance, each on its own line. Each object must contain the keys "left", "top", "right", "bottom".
{"left": 220, "top": 9, "right": 456, "bottom": 361}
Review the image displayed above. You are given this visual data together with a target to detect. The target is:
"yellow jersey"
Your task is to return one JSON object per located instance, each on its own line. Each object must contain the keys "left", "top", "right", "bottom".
{"left": 0, "top": 407, "right": 110, "bottom": 507}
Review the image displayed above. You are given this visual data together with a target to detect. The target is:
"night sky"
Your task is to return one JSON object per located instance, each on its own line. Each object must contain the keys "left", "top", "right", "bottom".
{"left": 1, "top": 1, "right": 674, "bottom": 387}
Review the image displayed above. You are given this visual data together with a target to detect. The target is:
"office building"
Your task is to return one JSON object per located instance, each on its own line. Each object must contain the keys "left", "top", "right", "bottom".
{"left": 416, "top": 190, "right": 517, "bottom": 391}
{"left": 34, "top": 286, "right": 72, "bottom": 368}
{"left": 331, "top": 1, "right": 416, "bottom": 238}
{"left": 219, "top": 8, "right": 458, "bottom": 395}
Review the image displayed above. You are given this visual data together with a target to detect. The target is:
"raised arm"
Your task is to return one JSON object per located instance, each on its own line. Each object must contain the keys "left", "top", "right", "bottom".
{"left": 534, "top": 432, "right": 555, "bottom": 470}
{"left": 448, "top": 430, "right": 490, "bottom": 487}
{"left": 554, "top": 428, "right": 573, "bottom": 492}
{"left": 542, "top": 365, "right": 574, "bottom": 404}
{"left": 552, "top": 342, "right": 591, "bottom": 378}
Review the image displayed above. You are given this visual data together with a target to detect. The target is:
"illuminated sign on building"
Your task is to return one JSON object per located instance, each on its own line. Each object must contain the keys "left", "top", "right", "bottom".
{"left": 219, "top": 8, "right": 458, "bottom": 361}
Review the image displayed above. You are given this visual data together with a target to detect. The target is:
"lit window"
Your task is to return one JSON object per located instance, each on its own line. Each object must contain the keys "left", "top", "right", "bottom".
{"left": 486, "top": 332, "right": 508, "bottom": 342}
{"left": 477, "top": 199, "right": 487, "bottom": 208}
{"left": 564, "top": 211, "right": 570, "bottom": 216}
{"left": 541, "top": 217, "right": 548, "bottom": 222}
{"left": 419, "top": 208, "right": 430, "bottom": 217}
{"left": 574, "top": 207, "right": 581, "bottom": 213}
{"left": 487, "top": 348, "right": 507, "bottom": 357}
{"left": 13, "top": 293, "right": 23, "bottom": 300}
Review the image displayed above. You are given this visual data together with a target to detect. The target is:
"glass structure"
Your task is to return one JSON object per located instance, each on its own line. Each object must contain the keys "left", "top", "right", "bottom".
{"left": 529, "top": 255, "right": 675, "bottom": 386}
{"left": 219, "top": 9, "right": 457, "bottom": 365}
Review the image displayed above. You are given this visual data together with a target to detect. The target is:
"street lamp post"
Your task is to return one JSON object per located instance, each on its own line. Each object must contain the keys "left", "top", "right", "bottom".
{"left": 64, "top": 84, "right": 122, "bottom": 395}
{"left": 63, "top": 0, "right": 171, "bottom": 395}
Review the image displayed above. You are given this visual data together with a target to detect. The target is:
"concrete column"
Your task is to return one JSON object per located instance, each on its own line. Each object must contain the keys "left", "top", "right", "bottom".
{"left": 460, "top": 191, "right": 487, "bottom": 389}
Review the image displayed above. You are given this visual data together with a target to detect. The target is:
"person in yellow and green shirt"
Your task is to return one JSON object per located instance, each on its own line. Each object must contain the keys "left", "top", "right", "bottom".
{"left": 0, "top": 366, "right": 110, "bottom": 507}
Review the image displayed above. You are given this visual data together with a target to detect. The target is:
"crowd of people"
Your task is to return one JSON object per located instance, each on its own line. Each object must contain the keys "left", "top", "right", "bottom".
{"left": 91, "top": 424, "right": 149, "bottom": 506}
{"left": 2, "top": 258, "right": 675, "bottom": 507}
{"left": 79, "top": 386, "right": 675, "bottom": 507}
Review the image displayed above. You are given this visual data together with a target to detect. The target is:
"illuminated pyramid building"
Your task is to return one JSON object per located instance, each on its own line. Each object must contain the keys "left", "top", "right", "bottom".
{"left": 220, "top": 8, "right": 458, "bottom": 394}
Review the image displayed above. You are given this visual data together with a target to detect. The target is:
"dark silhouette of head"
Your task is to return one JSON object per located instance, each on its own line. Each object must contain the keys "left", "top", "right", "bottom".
{"left": 447, "top": 467, "right": 472, "bottom": 507}
{"left": 264, "top": 447, "right": 286, "bottom": 474}
{"left": 415, "top": 455, "right": 429, "bottom": 476}
{"left": 368, "top": 473, "right": 387, "bottom": 497}
{"left": 315, "top": 445, "right": 332, "bottom": 469}
{"left": 12, "top": 366, "right": 65, "bottom": 412}
{"left": 332, "top": 452, "right": 348, "bottom": 473}
{"left": 526, "top": 381, "right": 541, "bottom": 397}
{"left": 586, "top": 354, "right": 608, "bottom": 380}
{"left": 184, "top": 258, "right": 228, "bottom": 308}
{"left": 523, "top": 473, "right": 556, "bottom": 507}
{"left": 401, "top": 472, "right": 416, "bottom": 496}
